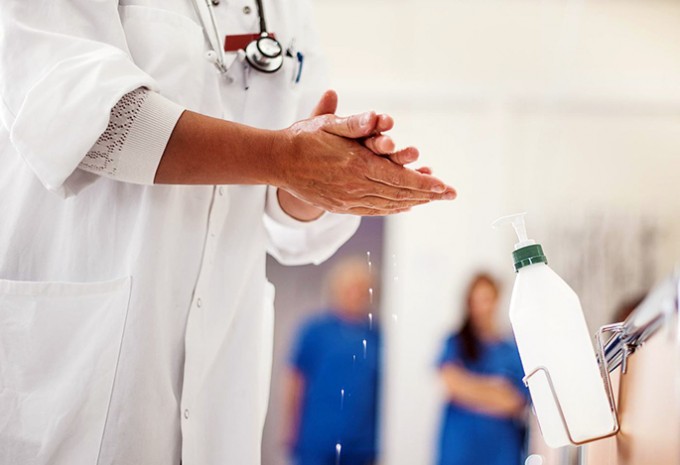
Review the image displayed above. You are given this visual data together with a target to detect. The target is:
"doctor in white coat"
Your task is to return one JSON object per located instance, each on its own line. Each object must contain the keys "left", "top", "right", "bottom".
{"left": 0, "top": 1, "right": 456, "bottom": 464}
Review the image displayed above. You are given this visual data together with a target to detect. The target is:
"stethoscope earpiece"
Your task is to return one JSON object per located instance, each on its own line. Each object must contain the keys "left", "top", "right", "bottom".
{"left": 205, "top": 50, "right": 218, "bottom": 64}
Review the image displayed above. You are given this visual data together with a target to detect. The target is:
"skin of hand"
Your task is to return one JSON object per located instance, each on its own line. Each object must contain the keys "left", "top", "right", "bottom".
{"left": 272, "top": 92, "right": 456, "bottom": 216}
{"left": 277, "top": 90, "right": 425, "bottom": 221}
{"left": 156, "top": 93, "right": 456, "bottom": 216}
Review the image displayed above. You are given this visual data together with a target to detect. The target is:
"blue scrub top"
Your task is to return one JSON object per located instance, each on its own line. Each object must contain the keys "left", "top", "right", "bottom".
{"left": 437, "top": 334, "right": 528, "bottom": 465}
{"left": 290, "top": 312, "right": 380, "bottom": 460}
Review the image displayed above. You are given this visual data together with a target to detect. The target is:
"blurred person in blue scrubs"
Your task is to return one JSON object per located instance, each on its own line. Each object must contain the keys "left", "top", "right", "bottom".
{"left": 437, "top": 273, "right": 528, "bottom": 465}
{"left": 283, "top": 257, "right": 380, "bottom": 465}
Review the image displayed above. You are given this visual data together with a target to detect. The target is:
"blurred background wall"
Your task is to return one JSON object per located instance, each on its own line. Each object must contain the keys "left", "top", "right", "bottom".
{"left": 264, "top": 1, "right": 680, "bottom": 464}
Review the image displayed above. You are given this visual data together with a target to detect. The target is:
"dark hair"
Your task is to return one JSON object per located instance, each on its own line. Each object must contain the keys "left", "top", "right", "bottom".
{"left": 458, "top": 273, "right": 500, "bottom": 363}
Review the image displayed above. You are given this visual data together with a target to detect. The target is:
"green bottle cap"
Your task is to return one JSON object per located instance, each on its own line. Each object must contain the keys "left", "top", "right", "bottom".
{"left": 513, "top": 244, "right": 547, "bottom": 272}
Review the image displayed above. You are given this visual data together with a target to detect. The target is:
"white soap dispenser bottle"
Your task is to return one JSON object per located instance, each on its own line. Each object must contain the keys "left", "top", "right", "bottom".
{"left": 493, "top": 213, "right": 616, "bottom": 448}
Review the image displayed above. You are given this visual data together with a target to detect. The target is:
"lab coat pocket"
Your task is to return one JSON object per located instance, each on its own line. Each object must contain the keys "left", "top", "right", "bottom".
{"left": 119, "top": 5, "right": 213, "bottom": 111}
{"left": 0, "top": 277, "right": 132, "bottom": 465}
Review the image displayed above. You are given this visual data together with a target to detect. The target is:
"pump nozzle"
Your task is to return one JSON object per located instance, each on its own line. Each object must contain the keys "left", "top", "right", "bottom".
{"left": 493, "top": 212, "right": 548, "bottom": 272}
{"left": 492, "top": 212, "right": 535, "bottom": 250}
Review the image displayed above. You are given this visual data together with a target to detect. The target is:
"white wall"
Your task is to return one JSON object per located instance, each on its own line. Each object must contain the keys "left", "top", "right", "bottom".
{"left": 311, "top": 1, "right": 680, "bottom": 464}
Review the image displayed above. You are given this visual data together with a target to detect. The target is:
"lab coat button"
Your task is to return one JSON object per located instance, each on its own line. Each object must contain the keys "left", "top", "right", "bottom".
{"left": 211, "top": 0, "right": 220, "bottom": 5}
{"left": 184, "top": 409, "right": 190, "bottom": 419}
{"left": 196, "top": 298, "right": 202, "bottom": 308}
{"left": 218, "top": 186, "right": 225, "bottom": 196}
{"left": 243, "top": 5, "right": 252, "bottom": 14}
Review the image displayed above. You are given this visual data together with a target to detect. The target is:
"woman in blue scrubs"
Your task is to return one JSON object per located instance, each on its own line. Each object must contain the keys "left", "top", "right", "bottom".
{"left": 437, "top": 273, "right": 528, "bottom": 465}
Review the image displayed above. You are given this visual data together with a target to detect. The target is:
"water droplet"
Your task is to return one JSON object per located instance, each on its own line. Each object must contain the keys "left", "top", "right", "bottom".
{"left": 525, "top": 455, "right": 544, "bottom": 465}
{"left": 368, "top": 312, "right": 373, "bottom": 329}
{"left": 335, "top": 443, "right": 342, "bottom": 465}
{"left": 340, "top": 388, "right": 345, "bottom": 410}
{"left": 368, "top": 287, "right": 374, "bottom": 304}
{"left": 362, "top": 339, "right": 367, "bottom": 359}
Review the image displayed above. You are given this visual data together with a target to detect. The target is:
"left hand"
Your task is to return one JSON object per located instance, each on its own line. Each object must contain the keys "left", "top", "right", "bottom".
{"left": 277, "top": 90, "right": 429, "bottom": 220}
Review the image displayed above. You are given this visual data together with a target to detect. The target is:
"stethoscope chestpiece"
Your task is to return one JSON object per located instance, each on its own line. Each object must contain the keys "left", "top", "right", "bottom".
{"left": 244, "top": 33, "right": 284, "bottom": 73}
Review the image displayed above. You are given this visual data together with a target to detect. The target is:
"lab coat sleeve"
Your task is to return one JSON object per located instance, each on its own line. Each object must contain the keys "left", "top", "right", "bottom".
{"left": 264, "top": 186, "right": 361, "bottom": 266}
{"left": 0, "top": 1, "right": 159, "bottom": 197}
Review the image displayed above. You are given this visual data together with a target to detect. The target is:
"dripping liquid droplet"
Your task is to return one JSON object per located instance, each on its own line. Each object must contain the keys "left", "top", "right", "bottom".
{"left": 362, "top": 339, "right": 367, "bottom": 359}
{"left": 368, "top": 312, "right": 373, "bottom": 330}
{"left": 336, "top": 443, "right": 342, "bottom": 465}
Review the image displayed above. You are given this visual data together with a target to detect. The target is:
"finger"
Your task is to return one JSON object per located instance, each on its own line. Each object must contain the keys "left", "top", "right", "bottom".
{"left": 363, "top": 135, "right": 396, "bottom": 155}
{"left": 416, "top": 167, "right": 433, "bottom": 175}
{"left": 375, "top": 114, "right": 394, "bottom": 133}
{"left": 362, "top": 186, "right": 447, "bottom": 202}
{"left": 365, "top": 157, "right": 456, "bottom": 196}
{"left": 385, "top": 146, "right": 419, "bottom": 165}
{"left": 311, "top": 90, "right": 338, "bottom": 117}
{"left": 322, "top": 111, "right": 378, "bottom": 139}
{"left": 346, "top": 206, "right": 413, "bottom": 217}
{"left": 357, "top": 196, "right": 431, "bottom": 211}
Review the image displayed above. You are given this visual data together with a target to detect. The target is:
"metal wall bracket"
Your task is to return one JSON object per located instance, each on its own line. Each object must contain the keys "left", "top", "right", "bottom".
{"left": 522, "top": 271, "right": 679, "bottom": 447}
{"left": 522, "top": 323, "right": 623, "bottom": 446}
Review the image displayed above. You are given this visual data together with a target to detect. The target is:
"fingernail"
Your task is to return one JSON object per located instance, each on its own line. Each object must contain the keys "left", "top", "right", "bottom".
{"left": 432, "top": 184, "right": 446, "bottom": 193}
{"left": 444, "top": 191, "right": 457, "bottom": 200}
{"left": 360, "top": 112, "right": 373, "bottom": 128}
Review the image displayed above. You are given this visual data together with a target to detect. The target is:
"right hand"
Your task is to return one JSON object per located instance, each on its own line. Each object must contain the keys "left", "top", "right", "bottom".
{"left": 273, "top": 109, "right": 457, "bottom": 216}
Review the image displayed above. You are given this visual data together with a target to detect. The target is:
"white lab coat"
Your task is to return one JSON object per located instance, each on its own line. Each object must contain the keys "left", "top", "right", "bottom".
{"left": 0, "top": 1, "right": 360, "bottom": 464}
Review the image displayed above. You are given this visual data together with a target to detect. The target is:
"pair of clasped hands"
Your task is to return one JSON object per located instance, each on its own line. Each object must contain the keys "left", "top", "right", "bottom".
{"left": 276, "top": 90, "right": 457, "bottom": 220}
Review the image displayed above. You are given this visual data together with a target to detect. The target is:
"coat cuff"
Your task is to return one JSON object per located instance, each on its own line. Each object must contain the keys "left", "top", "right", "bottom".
{"left": 264, "top": 186, "right": 361, "bottom": 266}
{"left": 79, "top": 90, "right": 185, "bottom": 185}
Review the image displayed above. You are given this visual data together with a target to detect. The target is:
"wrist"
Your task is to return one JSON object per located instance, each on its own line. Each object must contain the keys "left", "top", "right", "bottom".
{"left": 277, "top": 188, "right": 325, "bottom": 222}
{"left": 263, "top": 128, "right": 296, "bottom": 189}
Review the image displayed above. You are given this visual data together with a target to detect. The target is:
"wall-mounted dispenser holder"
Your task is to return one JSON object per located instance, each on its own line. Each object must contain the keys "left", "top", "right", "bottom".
{"left": 523, "top": 271, "right": 680, "bottom": 447}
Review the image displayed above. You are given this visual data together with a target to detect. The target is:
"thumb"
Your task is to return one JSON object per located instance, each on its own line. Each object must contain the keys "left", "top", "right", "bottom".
{"left": 322, "top": 111, "right": 378, "bottom": 139}
{"left": 311, "top": 89, "right": 338, "bottom": 117}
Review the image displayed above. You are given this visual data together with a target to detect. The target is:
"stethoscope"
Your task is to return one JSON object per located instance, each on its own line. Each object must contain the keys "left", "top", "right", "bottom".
{"left": 192, "top": 0, "right": 284, "bottom": 76}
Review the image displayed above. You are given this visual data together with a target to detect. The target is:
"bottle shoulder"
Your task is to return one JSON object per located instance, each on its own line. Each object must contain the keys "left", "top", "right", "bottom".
{"left": 510, "top": 264, "right": 581, "bottom": 309}
{"left": 514, "top": 264, "right": 572, "bottom": 288}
